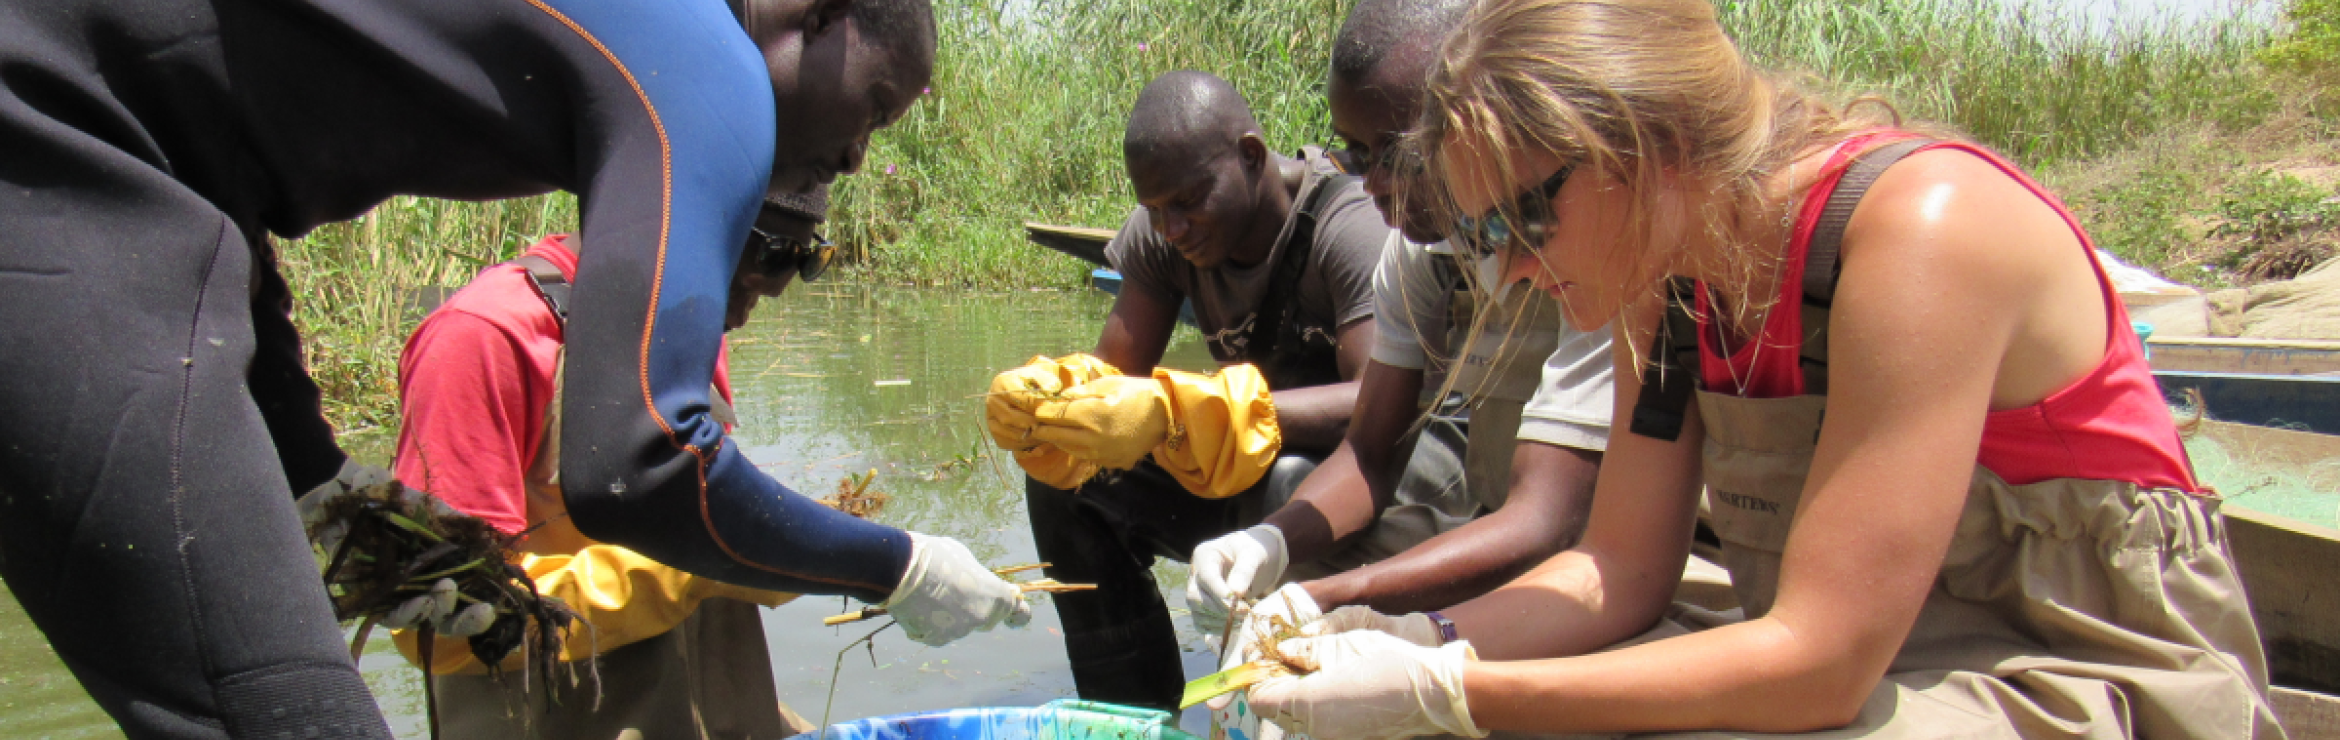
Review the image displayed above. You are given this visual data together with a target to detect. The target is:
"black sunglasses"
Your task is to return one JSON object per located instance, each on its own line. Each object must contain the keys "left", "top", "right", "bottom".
{"left": 1453, "top": 164, "right": 1575, "bottom": 259}
{"left": 749, "top": 227, "right": 837, "bottom": 282}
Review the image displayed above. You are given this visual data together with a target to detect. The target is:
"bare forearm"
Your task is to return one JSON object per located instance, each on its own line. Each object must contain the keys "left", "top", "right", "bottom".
{"left": 1269, "top": 360, "right": 1422, "bottom": 563}
{"left": 1463, "top": 618, "right": 1871, "bottom": 735}
{"left": 1264, "top": 444, "right": 1372, "bottom": 564}
{"left": 1438, "top": 549, "right": 1635, "bottom": 661}
{"left": 1347, "top": 361, "right": 1424, "bottom": 509}
{"left": 1308, "top": 442, "right": 1600, "bottom": 614}
{"left": 1303, "top": 507, "right": 1558, "bottom": 614}
{"left": 1271, "top": 381, "right": 1358, "bottom": 452}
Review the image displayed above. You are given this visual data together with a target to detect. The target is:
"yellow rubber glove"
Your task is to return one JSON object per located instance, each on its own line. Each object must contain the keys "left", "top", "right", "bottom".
{"left": 1029, "top": 374, "right": 1176, "bottom": 470}
{"left": 393, "top": 545, "right": 799, "bottom": 674}
{"left": 985, "top": 354, "right": 1120, "bottom": 489}
{"left": 1149, "top": 363, "right": 1281, "bottom": 499}
{"left": 1027, "top": 364, "right": 1281, "bottom": 499}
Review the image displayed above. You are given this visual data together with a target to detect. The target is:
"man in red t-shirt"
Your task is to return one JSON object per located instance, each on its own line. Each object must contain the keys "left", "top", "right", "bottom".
{"left": 392, "top": 188, "right": 835, "bottom": 739}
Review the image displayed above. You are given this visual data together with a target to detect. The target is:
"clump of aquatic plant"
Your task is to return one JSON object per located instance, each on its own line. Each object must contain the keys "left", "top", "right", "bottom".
{"left": 822, "top": 469, "right": 894, "bottom": 519}
{"left": 309, "top": 481, "right": 582, "bottom": 738}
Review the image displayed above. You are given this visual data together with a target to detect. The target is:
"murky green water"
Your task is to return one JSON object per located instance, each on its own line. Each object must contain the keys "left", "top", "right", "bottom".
{"left": 0, "top": 286, "right": 1224, "bottom": 738}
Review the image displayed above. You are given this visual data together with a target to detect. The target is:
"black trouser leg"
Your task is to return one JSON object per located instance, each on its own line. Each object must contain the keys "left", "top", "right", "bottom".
{"left": 0, "top": 173, "right": 390, "bottom": 737}
{"left": 1026, "top": 456, "right": 1319, "bottom": 711}
{"left": 1026, "top": 466, "right": 1193, "bottom": 711}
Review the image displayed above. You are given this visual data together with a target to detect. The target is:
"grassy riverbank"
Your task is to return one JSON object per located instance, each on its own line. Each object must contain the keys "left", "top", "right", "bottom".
{"left": 278, "top": 0, "right": 2335, "bottom": 431}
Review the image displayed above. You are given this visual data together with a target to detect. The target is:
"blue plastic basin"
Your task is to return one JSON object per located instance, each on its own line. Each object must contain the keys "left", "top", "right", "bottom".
{"left": 789, "top": 699, "right": 1203, "bottom": 740}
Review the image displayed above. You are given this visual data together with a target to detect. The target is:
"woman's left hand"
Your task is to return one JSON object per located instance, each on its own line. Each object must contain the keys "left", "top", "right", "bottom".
{"left": 1247, "top": 631, "right": 1486, "bottom": 740}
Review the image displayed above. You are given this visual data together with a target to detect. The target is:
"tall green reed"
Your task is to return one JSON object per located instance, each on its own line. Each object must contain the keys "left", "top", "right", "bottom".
{"left": 1722, "top": 0, "right": 2277, "bottom": 169}
{"left": 831, "top": 0, "right": 1348, "bottom": 288}
{"left": 277, "top": 193, "right": 578, "bottom": 433}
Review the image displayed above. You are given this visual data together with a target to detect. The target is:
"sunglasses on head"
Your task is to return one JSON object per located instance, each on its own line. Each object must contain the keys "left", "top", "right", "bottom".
{"left": 748, "top": 227, "right": 837, "bottom": 282}
{"left": 1453, "top": 163, "right": 1575, "bottom": 259}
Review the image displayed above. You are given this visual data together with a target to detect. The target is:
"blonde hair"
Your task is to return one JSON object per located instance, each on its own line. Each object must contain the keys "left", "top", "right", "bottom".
{"left": 1413, "top": 0, "right": 1903, "bottom": 329}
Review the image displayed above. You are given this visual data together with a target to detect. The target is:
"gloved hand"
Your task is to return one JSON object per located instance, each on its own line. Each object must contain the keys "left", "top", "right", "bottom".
{"left": 1247, "top": 631, "right": 1487, "bottom": 740}
{"left": 993, "top": 360, "right": 1282, "bottom": 499}
{"left": 882, "top": 532, "right": 1032, "bottom": 646}
{"left": 1306, "top": 605, "right": 1443, "bottom": 648}
{"left": 1027, "top": 374, "right": 1175, "bottom": 470}
{"left": 986, "top": 354, "right": 1120, "bottom": 488}
{"left": 1203, "top": 582, "right": 1324, "bottom": 740}
{"left": 1143, "top": 364, "right": 1280, "bottom": 499}
{"left": 1213, "top": 582, "right": 1322, "bottom": 669}
{"left": 295, "top": 460, "right": 433, "bottom": 556}
{"left": 1189, "top": 524, "right": 1292, "bottom": 640}
{"left": 395, "top": 543, "right": 804, "bottom": 674}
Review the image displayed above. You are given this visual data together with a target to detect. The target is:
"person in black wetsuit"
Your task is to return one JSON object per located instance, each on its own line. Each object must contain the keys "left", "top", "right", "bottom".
{"left": 0, "top": 1, "right": 1027, "bottom": 737}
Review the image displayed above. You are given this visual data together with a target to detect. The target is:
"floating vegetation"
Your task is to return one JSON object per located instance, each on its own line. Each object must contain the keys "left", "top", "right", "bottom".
{"left": 306, "top": 481, "right": 581, "bottom": 740}
{"left": 922, "top": 438, "right": 994, "bottom": 481}
{"left": 822, "top": 469, "right": 893, "bottom": 519}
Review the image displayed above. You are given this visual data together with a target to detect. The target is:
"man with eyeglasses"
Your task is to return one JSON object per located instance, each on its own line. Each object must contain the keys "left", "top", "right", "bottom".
{"left": 388, "top": 188, "right": 834, "bottom": 739}
{"left": 1189, "top": 0, "right": 1632, "bottom": 722}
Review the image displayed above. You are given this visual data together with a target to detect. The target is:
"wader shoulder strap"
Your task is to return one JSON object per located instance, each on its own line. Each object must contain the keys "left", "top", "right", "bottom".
{"left": 1628, "top": 138, "right": 1934, "bottom": 441}
{"left": 1803, "top": 138, "right": 1932, "bottom": 306}
{"left": 1628, "top": 277, "right": 1703, "bottom": 441}
{"left": 1246, "top": 173, "right": 1360, "bottom": 365}
{"left": 516, "top": 255, "right": 570, "bottom": 327}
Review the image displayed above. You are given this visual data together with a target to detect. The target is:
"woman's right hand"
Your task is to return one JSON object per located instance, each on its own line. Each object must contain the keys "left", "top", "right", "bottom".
{"left": 1247, "top": 631, "right": 1485, "bottom": 740}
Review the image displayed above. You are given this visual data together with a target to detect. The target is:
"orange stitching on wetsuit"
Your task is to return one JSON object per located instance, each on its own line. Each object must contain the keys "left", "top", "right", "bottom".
{"left": 514, "top": 0, "right": 677, "bottom": 441}
{"left": 520, "top": 0, "right": 889, "bottom": 593}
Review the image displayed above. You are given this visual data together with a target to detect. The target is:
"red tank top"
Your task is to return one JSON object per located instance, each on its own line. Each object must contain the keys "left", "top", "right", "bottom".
{"left": 1695, "top": 133, "right": 2199, "bottom": 491}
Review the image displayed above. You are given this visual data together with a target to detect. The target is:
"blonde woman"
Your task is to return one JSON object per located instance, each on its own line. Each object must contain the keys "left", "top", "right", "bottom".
{"left": 1237, "top": 0, "right": 2283, "bottom": 737}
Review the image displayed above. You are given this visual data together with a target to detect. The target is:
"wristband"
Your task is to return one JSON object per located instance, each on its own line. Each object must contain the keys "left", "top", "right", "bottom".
{"left": 1425, "top": 611, "right": 1461, "bottom": 645}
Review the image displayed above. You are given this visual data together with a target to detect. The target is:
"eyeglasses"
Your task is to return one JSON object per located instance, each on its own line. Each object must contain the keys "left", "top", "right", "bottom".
{"left": 1453, "top": 164, "right": 1574, "bottom": 259}
{"left": 1338, "top": 136, "right": 1426, "bottom": 178}
{"left": 749, "top": 227, "right": 837, "bottom": 282}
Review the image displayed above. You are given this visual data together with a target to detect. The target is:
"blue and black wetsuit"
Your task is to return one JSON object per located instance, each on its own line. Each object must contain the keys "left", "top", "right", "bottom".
{"left": 0, "top": 0, "right": 909, "bottom": 735}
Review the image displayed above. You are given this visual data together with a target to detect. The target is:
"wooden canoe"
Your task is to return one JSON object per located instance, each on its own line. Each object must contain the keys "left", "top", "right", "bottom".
{"left": 2149, "top": 337, "right": 2340, "bottom": 434}
{"left": 2194, "top": 419, "right": 2340, "bottom": 735}
{"left": 2148, "top": 336, "right": 2340, "bottom": 377}
{"left": 1023, "top": 222, "right": 1115, "bottom": 268}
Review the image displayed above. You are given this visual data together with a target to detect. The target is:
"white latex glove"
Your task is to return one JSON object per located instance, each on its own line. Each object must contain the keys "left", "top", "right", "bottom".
{"left": 1214, "top": 582, "right": 1323, "bottom": 667}
{"left": 1188, "top": 524, "right": 1289, "bottom": 638}
{"left": 882, "top": 533, "right": 1033, "bottom": 646}
{"left": 293, "top": 460, "right": 412, "bottom": 555}
{"left": 1306, "top": 605, "right": 1442, "bottom": 647}
{"left": 1248, "top": 631, "right": 1486, "bottom": 740}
